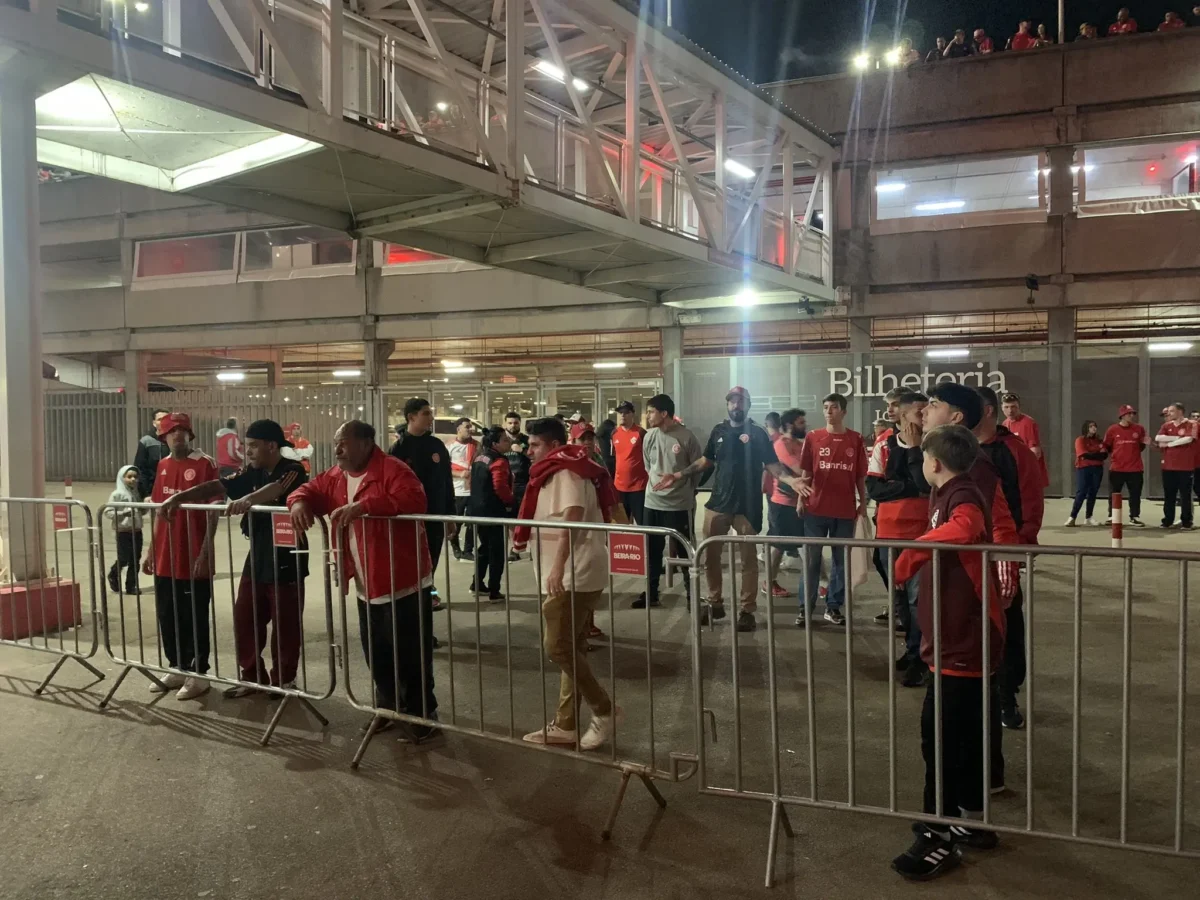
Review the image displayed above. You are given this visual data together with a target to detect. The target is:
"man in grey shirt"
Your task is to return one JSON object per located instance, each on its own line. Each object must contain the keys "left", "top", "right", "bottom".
{"left": 637, "top": 393, "right": 703, "bottom": 609}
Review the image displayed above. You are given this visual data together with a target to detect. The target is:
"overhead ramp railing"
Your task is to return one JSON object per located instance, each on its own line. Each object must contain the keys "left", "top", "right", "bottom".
{"left": 29, "top": 0, "right": 836, "bottom": 301}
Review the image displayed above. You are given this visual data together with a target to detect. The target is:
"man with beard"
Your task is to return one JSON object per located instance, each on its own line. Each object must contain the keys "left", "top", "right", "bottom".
{"left": 503, "top": 411, "right": 531, "bottom": 562}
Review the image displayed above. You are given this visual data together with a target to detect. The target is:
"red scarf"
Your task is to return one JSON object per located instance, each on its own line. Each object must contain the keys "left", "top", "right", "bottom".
{"left": 512, "top": 444, "right": 616, "bottom": 550}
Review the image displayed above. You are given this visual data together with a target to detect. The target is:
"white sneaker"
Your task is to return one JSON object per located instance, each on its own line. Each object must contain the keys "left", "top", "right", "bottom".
{"left": 1063, "top": 517, "right": 1076, "bottom": 527}
{"left": 1085, "top": 517, "right": 1099, "bottom": 527}
{"left": 149, "top": 672, "right": 186, "bottom": 693}
{"left": 580, "top": 706, "right": 624, "bottom": 751}
{"left": 522, "top": 722, "right": 578, "bottom": 745}
{"left": 176, "top": 677, "right": 210, "bottom": 701}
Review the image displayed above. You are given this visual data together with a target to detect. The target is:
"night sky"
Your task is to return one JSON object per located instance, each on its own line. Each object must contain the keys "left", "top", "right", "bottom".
{"left": 659, "top": 1, "right": 1192, "bottom": 81}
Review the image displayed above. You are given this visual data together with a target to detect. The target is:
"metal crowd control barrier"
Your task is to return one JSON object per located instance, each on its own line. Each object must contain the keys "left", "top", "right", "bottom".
{"left": 334, "top": 511, "right": 700, "bottom": 839}
{"left": 0, "top": 497, "right": 104, "bottom": 692}
{"left": 96, "top": 502, "right": 336, "bottom": 746}
{"left": 689, "top": 531, "right": 1200, "bottom": 887}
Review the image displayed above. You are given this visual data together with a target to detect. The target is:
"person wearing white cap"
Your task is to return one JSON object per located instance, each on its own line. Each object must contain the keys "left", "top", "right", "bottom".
{"left": 654, "top": 386, "right": 801, "bottom": 633}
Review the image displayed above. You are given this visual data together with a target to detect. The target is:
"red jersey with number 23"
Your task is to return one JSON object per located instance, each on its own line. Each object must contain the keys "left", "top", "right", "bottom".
{"left": 799, "top": 428, "right": 868, "bottom": 520}
{"left": 151, "top": 451, "right": 220, "bottom": 579}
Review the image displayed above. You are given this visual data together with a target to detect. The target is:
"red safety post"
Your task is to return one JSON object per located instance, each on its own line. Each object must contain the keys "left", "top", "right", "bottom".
{"left": 1110, "top": 492, "right": 1123, "bottom": 548}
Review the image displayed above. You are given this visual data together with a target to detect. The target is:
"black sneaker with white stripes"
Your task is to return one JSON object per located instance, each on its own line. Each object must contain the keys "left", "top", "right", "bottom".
{"left": 949, "top": 823, "right": 999, "bottom": 850}
{"left": 891, "top": 828, "right": 961, "bottom": 881}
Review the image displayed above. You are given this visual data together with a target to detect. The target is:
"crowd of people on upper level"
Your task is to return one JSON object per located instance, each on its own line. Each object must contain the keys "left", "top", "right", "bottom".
{"left": 891, "top": 6, "right": 1200, "bottom": 66}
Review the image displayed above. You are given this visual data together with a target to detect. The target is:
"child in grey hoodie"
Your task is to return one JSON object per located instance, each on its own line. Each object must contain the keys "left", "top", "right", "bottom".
{"left": 106, "top": 465, "right": 144, "bottom": 595}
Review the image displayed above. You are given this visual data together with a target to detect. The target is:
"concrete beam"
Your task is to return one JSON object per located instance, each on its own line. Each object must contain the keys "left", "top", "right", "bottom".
{"left": 484, "top": 232, "right": 622, "bottom": 264}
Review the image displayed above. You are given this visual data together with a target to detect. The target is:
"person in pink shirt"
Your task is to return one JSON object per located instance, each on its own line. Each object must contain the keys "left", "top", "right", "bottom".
{"left": 1001, "top": 393, "right": 1050, "bottom": 489}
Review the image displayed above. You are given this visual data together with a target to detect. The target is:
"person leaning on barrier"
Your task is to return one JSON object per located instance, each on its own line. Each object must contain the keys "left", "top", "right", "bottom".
{"left": 513, "top": 417, "right": 622, "bottom": 750}
{"left": 141, "top": 412, "right": 220, "bottom": 702}
{"left": 161, "top": 419, "right": 308, "bottom": 698}
{"left": 288, "top": 420, "right": 440, "bottom": 741}
{"left": 468, "top": 425, "right": 515, "bottom": 602}
{"left": 890, "top": 424, "right": 1004, "bottom": 881}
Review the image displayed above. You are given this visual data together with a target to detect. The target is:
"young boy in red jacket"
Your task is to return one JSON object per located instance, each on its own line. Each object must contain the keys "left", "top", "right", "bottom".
{"left": 890, "top": 424, "right": 1005, "bottom": 881}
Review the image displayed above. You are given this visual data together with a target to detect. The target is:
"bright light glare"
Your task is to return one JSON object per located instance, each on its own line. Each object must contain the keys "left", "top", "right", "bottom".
{"left": 926, "top": 349, "right": 970, "bottom": 359}
{"left": 1069, "top": 164, "right": 1096, "bottom": 175}
{"left": 36, "top": 79, "right": 118, "bottom": 125}
{"left": 883, "top": 47, "right": 902, "bottom": 66}
{"left": 171, "top": 133, "right": 320, "bottom": 191}
{"left": 853, "top": 53, "right": 871, "bottom": 71}
{"left": 736, "top": 287, "right": 758, "bottom": 307}
{"left": 216, "top": 371, "right": 245, "bottom": 382}
{"left": 1148, "top": 342, "right": 1194, "bottom": 353}
{"left": 441, "top": 359, "right": 464, "bottom": 368}
{"left": 724, "top": 158, "right": 756, "bottom": 179}
{"left": 875, "top": 181, "right": 907, "bottom": 193}
{"left": 913, "top": 200, "right": 966, "bottom": 212}
{"left": 534, "top": 60, "right": 590, "bottom": 93}
{"left": 1186, "top": 155, "right": 1199, "bottom": 165}
{"left": 435, "top": 102, "right": 449, "bottom": 112}
{"left": 445, "top": 366, "right": 476, "bottom": 374}
{"left": 331, "top": 369, "right": 361, "bottom": 378}
{"left": 451, "top": 404, "right": 464, "bottom": 411}
{"left": 134, "top": 1, "right": 150, "bottom": 11}
{"left": 593, "top": 362, "right": 627, "bottom": 370}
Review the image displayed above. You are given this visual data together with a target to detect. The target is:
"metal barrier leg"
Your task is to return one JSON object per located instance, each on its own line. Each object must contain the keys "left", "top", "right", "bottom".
{"left": 99, "top": 664, "right": 165, "bottom": 708}
{"left": 765, "top": 800, "right": 794, "bottom": 888}
{"left": 351, "top": 715, "right": 385, "bottom": 770}
{"left": 33, "top": 655, "right": 105, "bottom": 694}
{"left": 601, "top": 765, "right": 667, "bottom": 841}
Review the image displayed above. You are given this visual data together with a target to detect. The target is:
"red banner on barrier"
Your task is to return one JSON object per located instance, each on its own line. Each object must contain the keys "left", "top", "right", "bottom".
{"left": 609, "top": 531, "right": 647, "bottom": 577}
{"left": 273, "top": 513, "right": 297, "bottom": 548}
{"left": 52, "top": 505, "right": 70, "bottom": 531}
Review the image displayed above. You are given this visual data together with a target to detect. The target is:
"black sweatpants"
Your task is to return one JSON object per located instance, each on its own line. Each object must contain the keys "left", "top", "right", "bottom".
{"left": 998, "top": 587, "right": 1026, "bottom": 712}
{"left": 110, "top": 531, "right": 143, "bottom": 592}
{"left": 451, "top": 497, "right": 475, "bottom": 554}
{"left": 357, "top": 590, "right": 438, "bottom": 719}
{"left": 1162, "top": 470, "right": 1194, "bottom": 527}
{"left": 1108, "top": 470, "right": 1144, "bottom": 519}
{"left": 922, "top": 676, "right": 985, "bottom": 823}
{"left": 643, "top": 506, "right": 693, "bottom": 605}
{"left": 424, "top": 522, "right": 445, "bottom": 576}
{"left": 154, "top": 576, "right": 212, "bottom": 674}
{"left": 473, "top": 524, "right": 506, "bottom": 594}
{"left": 619, "top": 489, "right": 646, "bottom": 525}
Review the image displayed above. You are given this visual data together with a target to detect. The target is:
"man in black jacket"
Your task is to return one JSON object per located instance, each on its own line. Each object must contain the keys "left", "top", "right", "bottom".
{"left": 133, "top": 408, "right": 171, "bottom": 497}
{"left": 390, "top": 398, "right": 456, "bottom": 609}
{"left": 503, "top": 411, "right": 531, "bottom": 561}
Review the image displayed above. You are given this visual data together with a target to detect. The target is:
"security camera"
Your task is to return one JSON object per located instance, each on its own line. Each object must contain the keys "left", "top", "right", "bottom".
{"left": 1025, "top": 274, "right": 1039, "bottom": 305}
{"left": 800, "top": 295, "right": 816, "bottom": 317}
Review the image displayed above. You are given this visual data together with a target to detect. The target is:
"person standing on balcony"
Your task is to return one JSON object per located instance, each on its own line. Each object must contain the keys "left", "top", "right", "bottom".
{"left": 1109, "top": 7, "right": 1139, "bottom": 34}
{"left": 925, "top": 36, "right": 948, "bottom": 62}
{"left": 971, "top": 28, "right": 995, "bottom": 54}
{"left": 1076, "top": 22, "right": 1099, "bottom": 40}
{"left": 1155, "top": 403, "right": 1196, "bottom": 529}
{"left": 1034, "top": 23, "right": 1055, "bottom": 46}
{"left": 448, "top": 416, "right": 478, "bottom": 561}
{"left": 1007, "top": 19, "right": 1037, "bottom": 50}
{"left": 944, "top": 29, "right": 972, "bottom": 58}
{"left": 215, "top": 417, "right": 244, "bottom": 477}
{"left": 611, "top": 400, "right": 648, "bottom": 525}
{"left": 1104, "top": 405, "right": 1147, "bottom": 526}
{"left": 1159, "top": 10, "right": 1187, "bottom": 31}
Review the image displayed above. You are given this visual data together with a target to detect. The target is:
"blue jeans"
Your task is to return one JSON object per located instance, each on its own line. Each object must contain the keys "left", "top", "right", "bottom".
{"left": 901, "top": 572, "right": 921, "bottom": 662}
{"left": 1069, "top": 466, "right": 1103, "bottom": 519}
{"left": 800, "top": 515, "right": 855, "bottom": 612}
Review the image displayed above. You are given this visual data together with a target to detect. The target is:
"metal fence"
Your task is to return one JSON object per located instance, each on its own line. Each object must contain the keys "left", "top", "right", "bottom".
{"left": 0, "top": 497, "right": 104, "bottom": 691}
{"left": 689, "top": 530, "right": 1200, "bottom": 886}
{"left": 95, "top": 501, "right": 335, "bottom": 746}
{"left": 334, "top": 512, "right": 699, "bottom": 839}
{"left": 44, "top": 391, "right": 127, "bottom": 481}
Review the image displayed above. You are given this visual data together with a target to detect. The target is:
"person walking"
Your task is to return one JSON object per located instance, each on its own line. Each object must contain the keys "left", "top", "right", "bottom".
{"left": 133, "top": 408, "right": 171, "bottom": 498}
{"left": 105, "top": 465, "right": 144, "bottom": 595}
{"left": 468, "top": 425, "right": 514, "bottom": 601}
{"left": 1065, "top": 421, "right": 1107, "bottom": 527}
{"left": 640, "top": 394, "right": 703, "bottom": 610}
{"left": 215, "top": 418, "right": 244, "bottom": 477}
{"left": 1155, "top": 403, "right": 1196, "bottom": 529}
{"left": 162, "top": 419, "right": 308, "bottom": 696}
{"left": 611, "top": 400, "right": 648, "bottom": 524}
{"left": 1103, "top": 405, "right": 1148, "bottom": 527}
{"left": 765, "top": 408, "right": 807, "bottom": 599}
{"left": 516, "top": 417, "right": 621, "bottom": 751}
{"left": 448, "top": 416, "right": 479, "bottom": 561}
{"left": 288, "top": 420, "right": 440, "bottom": 741}
{"left": 141, "top": 413, "right": 219, "bottom": 702}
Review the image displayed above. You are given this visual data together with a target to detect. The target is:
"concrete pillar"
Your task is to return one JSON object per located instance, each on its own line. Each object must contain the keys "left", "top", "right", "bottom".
{"left": 265, "top": 350, "right": 285, "bottom": 388}
{"left": 661, "top": 325, "right": 683, "bottom": 406}
{"left": 1048, "top": 307, "right": 1075, "bottom": 496}
{"left": 363, "top": 339, "right": 393, "bottom": 433}
{"left": 1047, "top": 145, "right": 1075, "bottom": 217}
{"left": 124, "top": 350, "right": 143, "bottom": 453}
{"left": 849, "top": 315, "right": 872, "bottom": 436}
{"left": 0, "top": 73, "right": 46, "bottom": 578}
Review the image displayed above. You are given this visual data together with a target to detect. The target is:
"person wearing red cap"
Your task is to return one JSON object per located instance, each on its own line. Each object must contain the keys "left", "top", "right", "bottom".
{"left": 1103, "top": 405, "right": 1147, "bottom": 526}
{"left": 284, "top": 422, "right": 313, "bottom": 474}
{"left": 141, "top": 412, "right": 220, "bottom": 701}
{"left": 1155, "top": 403, "right": 1196, "bottom": 529}
{"left": 611, "top": 401, "right": 648, "bottom": 525}
{"left": 1000, "top": 393, "right": 1050, "bottom": 490}
{"left": 654, "top": 386, "right": 800, "bottom": 633}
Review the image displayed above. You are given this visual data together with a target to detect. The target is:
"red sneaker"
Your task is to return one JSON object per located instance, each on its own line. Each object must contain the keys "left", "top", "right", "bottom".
{"left": 764, "top": 582, "right": 790, "bottom": 598}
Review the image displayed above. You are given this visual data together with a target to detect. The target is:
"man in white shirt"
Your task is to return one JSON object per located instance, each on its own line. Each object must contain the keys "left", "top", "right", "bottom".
{"left": 518, "top": 418, "right": 621, "bottom": 751}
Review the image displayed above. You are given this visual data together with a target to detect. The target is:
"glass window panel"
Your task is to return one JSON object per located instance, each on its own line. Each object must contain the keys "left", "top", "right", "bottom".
{"left": 1081, "top": 139, "right": 1200, "bottom": 203}
{"left": 243, "top": 226, "right": 353, "bottom": 272}
{"left": 135, "top": 234, "right": 236, "bottom": 278}
{"left": 874, "top": 154, "right": 1043, "bottom": 221}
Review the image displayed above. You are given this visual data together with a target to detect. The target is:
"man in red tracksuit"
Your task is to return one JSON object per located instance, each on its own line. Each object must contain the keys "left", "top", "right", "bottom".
{"left": 891, "top": 424, "right": 1004, "bottom": 881}
{"left": 977, "top": 387, "right": 1044, "bottom": 731}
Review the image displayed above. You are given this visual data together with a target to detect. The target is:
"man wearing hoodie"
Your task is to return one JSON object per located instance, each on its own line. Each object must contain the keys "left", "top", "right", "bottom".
{"left": 216, "top": 418, "right": 244, "bottom": 477}
{"left": 106, "top": 465, "right": 144, "bottom": 595}
{"left": 133, "top": 408, "right": 171, "bottom": 497}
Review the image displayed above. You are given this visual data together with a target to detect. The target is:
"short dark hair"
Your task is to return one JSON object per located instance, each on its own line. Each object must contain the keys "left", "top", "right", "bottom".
{"left": 922, "top": 424, "right": 980, "bottom": 475}
{"left": 1171, "top": 402, "right": 1187, "bottom": 413}
{"left": 781, "top": 408, "right": 805, "bottom": 428}
{"left": 1000, "top": 391, "right": 1020, "bottom": 404}
{"left": 822, "top": 392, "right": 848, "bottom": 412}
{"left": 453, "top": 416, "right": 472, "bottom": 429}
{"left": 897, "top": 391, "right": 927, "bottom": 407}
{"left": 529, "top": 417, "right": 567, "bottom": 446}
{"left": 929, "top": 383, "right": 983, "bottom": 429}
{"left": 977, "top": 386, "right": 1000, "bottom": 420}
{"left": 764, "top": 411, "right": 781, "bottom": 429}
{"left": 505, "top": 411, "right": 521, "bottom": 421}
{"left": 404, "top": 397, "right": 430, "bottom": 420}
{"left": 646, "top": 393, "right": 675, "bottom": 418}
{"left": 225, "top": 417, "right": 237, "bottom": 429}
{"left": 340, "top": 420, "right": 376, "bottom": 442}
{"left": 884, "top": 388, "right": 908, "bottom": 403}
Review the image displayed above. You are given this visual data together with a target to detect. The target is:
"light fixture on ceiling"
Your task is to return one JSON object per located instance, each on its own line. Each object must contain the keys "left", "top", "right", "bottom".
{"left": 735, "top": 286, "right": 758, "bottom": 307}
{"left": 331, "top": 369, "right": 361, "bottom": 378}
{"left": 534, "top": 60, "right": 589, "bottom": 92}
{"left": 440, "top": 359, "right": 463, "bottom": 368}
{"left": 1148, "top": 342, "right": 1194, "bottom": 353}
{"left": 451, "top": 404, "right": 464, "bottom": 411}
{"left": 926, "top": 348, "right": 970, "bottom": 359}
{"left": 914, "top": 200, "right": 966, "bottom": 212}
{"left": 445, "top": 366, "right": 476, "bottom": 374}
{"left": 216, "top": 371, "right": 245, "bottom": 382}
{"left": 435, "top": 102, "right": 449, "bottom": 112}
{"left": 875, "top": 181, "right": 906, "bottom": 193}
{"left": 593, "top": 361, "right": 627, "bottom": 370}
{"left": 724, "top": 158, "right": 756, "bottom": 179}
{"left": 134, "top": 1, "right": 150, "bottom": 11}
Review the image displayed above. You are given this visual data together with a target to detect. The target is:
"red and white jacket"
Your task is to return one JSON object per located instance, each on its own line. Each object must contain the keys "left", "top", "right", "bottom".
{"left": 288, "top": 446, "right": 431, "bottom": 600}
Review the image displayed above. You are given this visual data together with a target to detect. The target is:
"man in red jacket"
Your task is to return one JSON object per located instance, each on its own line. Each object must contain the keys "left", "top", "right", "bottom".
{"left": 288, "top": 420, "right": 439, "bottom": 743}
{"left": 1001, "top": 393, "right": 1050, "bottom": 490}
{"left": 1155, "top": 403, "right": 1196, "bottom": 529}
